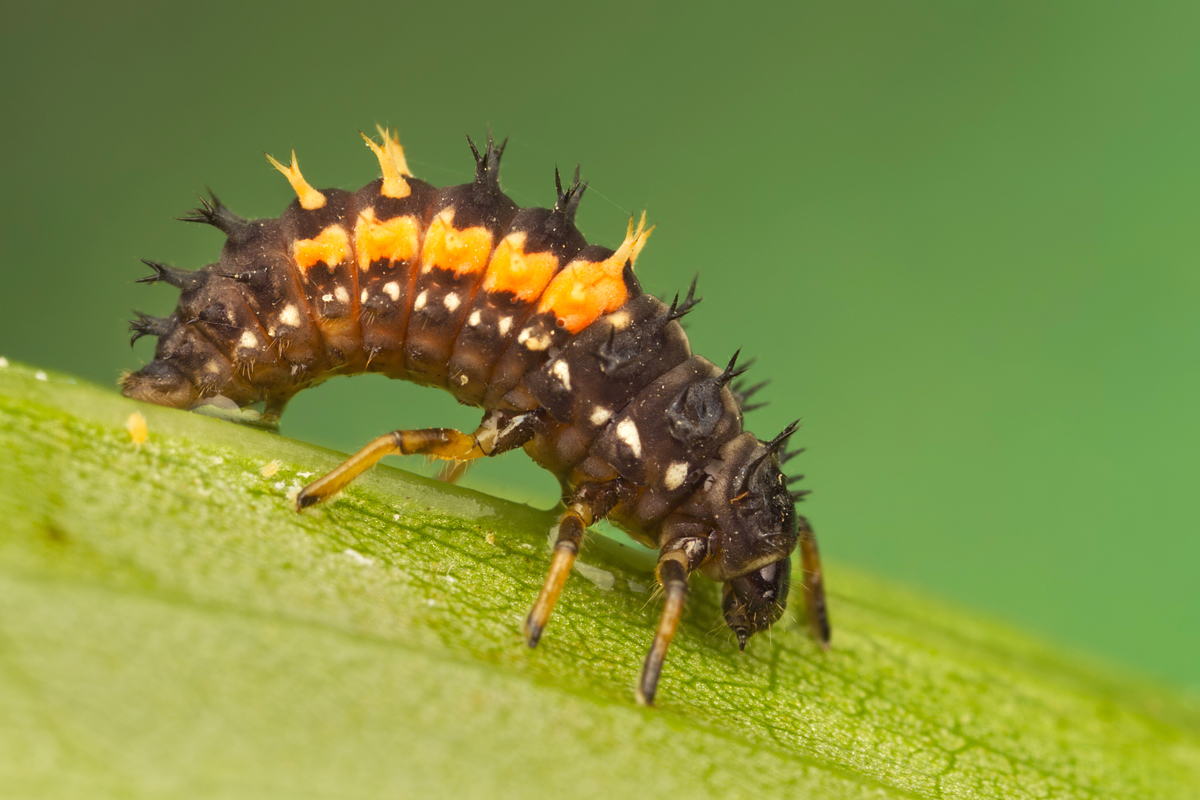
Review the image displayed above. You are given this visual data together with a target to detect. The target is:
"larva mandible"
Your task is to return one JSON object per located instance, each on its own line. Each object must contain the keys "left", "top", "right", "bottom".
{"left": 123, "top": 128, "right": 831, "bottom": 705}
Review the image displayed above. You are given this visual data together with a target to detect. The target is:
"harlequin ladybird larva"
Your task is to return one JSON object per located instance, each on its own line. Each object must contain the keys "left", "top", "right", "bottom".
{"left": 123, "top": 128, "right": 831, "bottom": 704}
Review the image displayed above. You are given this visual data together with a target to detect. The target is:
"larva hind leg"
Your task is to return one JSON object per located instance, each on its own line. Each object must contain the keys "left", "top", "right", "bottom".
{"left": 295, "top": 408, "right": 539, "bottom": 510}
{"left": 523, "top": 480, "right": 624, "bottom": 647}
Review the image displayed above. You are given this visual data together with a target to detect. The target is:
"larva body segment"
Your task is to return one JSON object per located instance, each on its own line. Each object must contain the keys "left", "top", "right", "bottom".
{"left": 123, "top": 130, "right": 830, "bottom": 705}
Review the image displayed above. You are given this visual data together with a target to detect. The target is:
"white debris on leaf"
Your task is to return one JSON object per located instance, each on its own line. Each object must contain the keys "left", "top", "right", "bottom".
{"left": 627, "top": 580, "right": 647, "bottom": 593}
{"left": 34, "top": 371, "right": 47, "bottom": 381}
{"left": 260, "top": 459, "right": 282, "bottom": 478}
{"left": 574, "top": 560, "right": 615, "bottom": 591}
{"left": 343, "top": 548, "right": 375, "bottom": 566}
{"left": 0, "top": 357, "right": 8, "bottom": 368}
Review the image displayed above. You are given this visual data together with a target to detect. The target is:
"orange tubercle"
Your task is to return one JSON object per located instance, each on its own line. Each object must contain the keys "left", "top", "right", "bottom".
{"left": 360, "top": 131, "right": 411, "bottom": 199}
{"left": 265, "top": 150, "right": 327, "bottom": 210}
{"left": 293, "top": 224, "right": 352, "bottom": 273}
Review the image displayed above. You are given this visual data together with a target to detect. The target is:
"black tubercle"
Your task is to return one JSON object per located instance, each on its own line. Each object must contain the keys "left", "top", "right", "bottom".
{"left": 467, "top": 131, "right": 507, "bottom": 188}
{"left": 177, "top": 192, "right": 249, "bottom": 237}
{"left": 667, "top": 274, "right": 702, "bottom": 322}
{"left": 732, "top": 376, "right": 770, "bottom": 413}
{"left": 128, "top": 312, "right": 174, "bottom": 345}
{"left": 781, "top": 446, "right": 804, "bottom": 464}
{"left": 765, "top": 420, "right": 801, "bottom": 454}
{"left": 718, "top": 350, "right": 750, "bottom": 386}
{"left": 136, "top": 259, "right": 205, "bottom": 291}
{"left": 554, "top": 165, "right": 587, "bottom": 223}
{"left": 665, "top": 352, "right": 745, "bottom": 448}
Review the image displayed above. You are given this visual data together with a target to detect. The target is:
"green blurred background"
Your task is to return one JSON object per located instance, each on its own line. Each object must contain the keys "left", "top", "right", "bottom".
{"left": 2, "top": 2, "right": 1197, "bottom": 690}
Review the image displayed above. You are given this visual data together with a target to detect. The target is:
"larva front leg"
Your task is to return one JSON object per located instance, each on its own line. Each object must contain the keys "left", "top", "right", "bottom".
{"left": 637, "top": 536, "right": 709, "bottom": 706}
{"left": 523, "top": 480, "right": 625, "bottom": 647}
{"left": 295, "top": 408, "right": 539, "bottom": 510}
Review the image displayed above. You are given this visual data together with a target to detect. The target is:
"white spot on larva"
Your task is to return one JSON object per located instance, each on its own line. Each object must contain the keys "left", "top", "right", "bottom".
{"left": 334, "top": 286, "right": 349, "bottom": 304}
{"left": 321, "top": 293, "right": 333, "bottom": 303}
{"left": 239, "top": 331, "right": 258, "bottom": 349}
{"left": 664, "top": 461, "right": 689, "bottom": 491}
{"left": 551, "top": 360, "right": 571, "bottom": 390}
{"left": 456, "top": 374, "right": 468, "bottom": 385}
{"left": 468, "top": 310, "right": 482, "bottom": 327}
{"left": 616, "top": 418, "right": 642, "bottom": 458}
{"left": 279, "top": 304, "right": 301, "bottom": 327}
{"left": 443, "top": 292, "right": 461, "bottom": 312}
{"left": 414, "top": 290, "right": 428, "bottom": 310}
{"left": 498, "top": 316, "right": 513, "bottom": 336}
{"left": 519, "top": 327, "right": 551, "bottom": 351}
{"left": 34, "top": 371, "right": 47, "bottom": 381}
{"left": 361, "top": 289, "right": 369, "bottom": 303}
{"left": 205, "top": 361, "right": 220, "bottom": 373}
{"left": 590, "top": 406, "right": 612, "bottom": 426}
{"left": 609, "top": 310, "right": 631, "bottom": 330}
{"left": 383, "top": 281, "right": 400, "bottom": 301}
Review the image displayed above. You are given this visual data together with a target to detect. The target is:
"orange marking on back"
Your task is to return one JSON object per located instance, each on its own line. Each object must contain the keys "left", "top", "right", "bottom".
{"left": 354, "top": 207, "right": 419, "bottom": 271}
{"left": 293, "top": 224, "right": 351, "bottom": 273}
{"left": 538, "top": 259, "right": 629, "bottom": 333}
{"left": 482, "top": 232, "right": 560, "bottom": 302}
{"left": 537, "top": 214, "right": 652, "bottom": 333}
{"left": 421, "top": 208, "right": 493, "bottom": 276}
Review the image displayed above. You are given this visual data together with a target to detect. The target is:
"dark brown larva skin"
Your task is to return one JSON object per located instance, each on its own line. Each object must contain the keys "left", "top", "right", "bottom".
{"left": 124, "top": 132, "right": 830, "bottom": 705}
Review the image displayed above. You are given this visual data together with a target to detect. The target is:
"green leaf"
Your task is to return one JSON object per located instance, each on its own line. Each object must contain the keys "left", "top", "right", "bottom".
{"left": 2, "top": 361, "right": 1198, "bottom": 799}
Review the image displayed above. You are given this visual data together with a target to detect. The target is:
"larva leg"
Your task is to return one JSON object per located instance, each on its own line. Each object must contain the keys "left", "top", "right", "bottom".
{"left": 797, "top": 514, "right": 831, "bottom": 647}
{"left": 637, "top": 537, "right": 708, "bottom": 706}
{"left": 295, "top": 409, "right": 537, "bottom": 510}
{"left": 435, "top": 460, "right": 472, "bottom": 485}
{"left": 523, "top": 481, "right": 622, "bottom": 647}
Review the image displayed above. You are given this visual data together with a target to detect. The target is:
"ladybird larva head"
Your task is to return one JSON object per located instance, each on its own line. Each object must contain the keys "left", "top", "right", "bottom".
{"left": 699, "top": 432, "right": 800, "bottom": 583}
{"left": 722, "top": 556, "right": 791, "bottom": 650}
